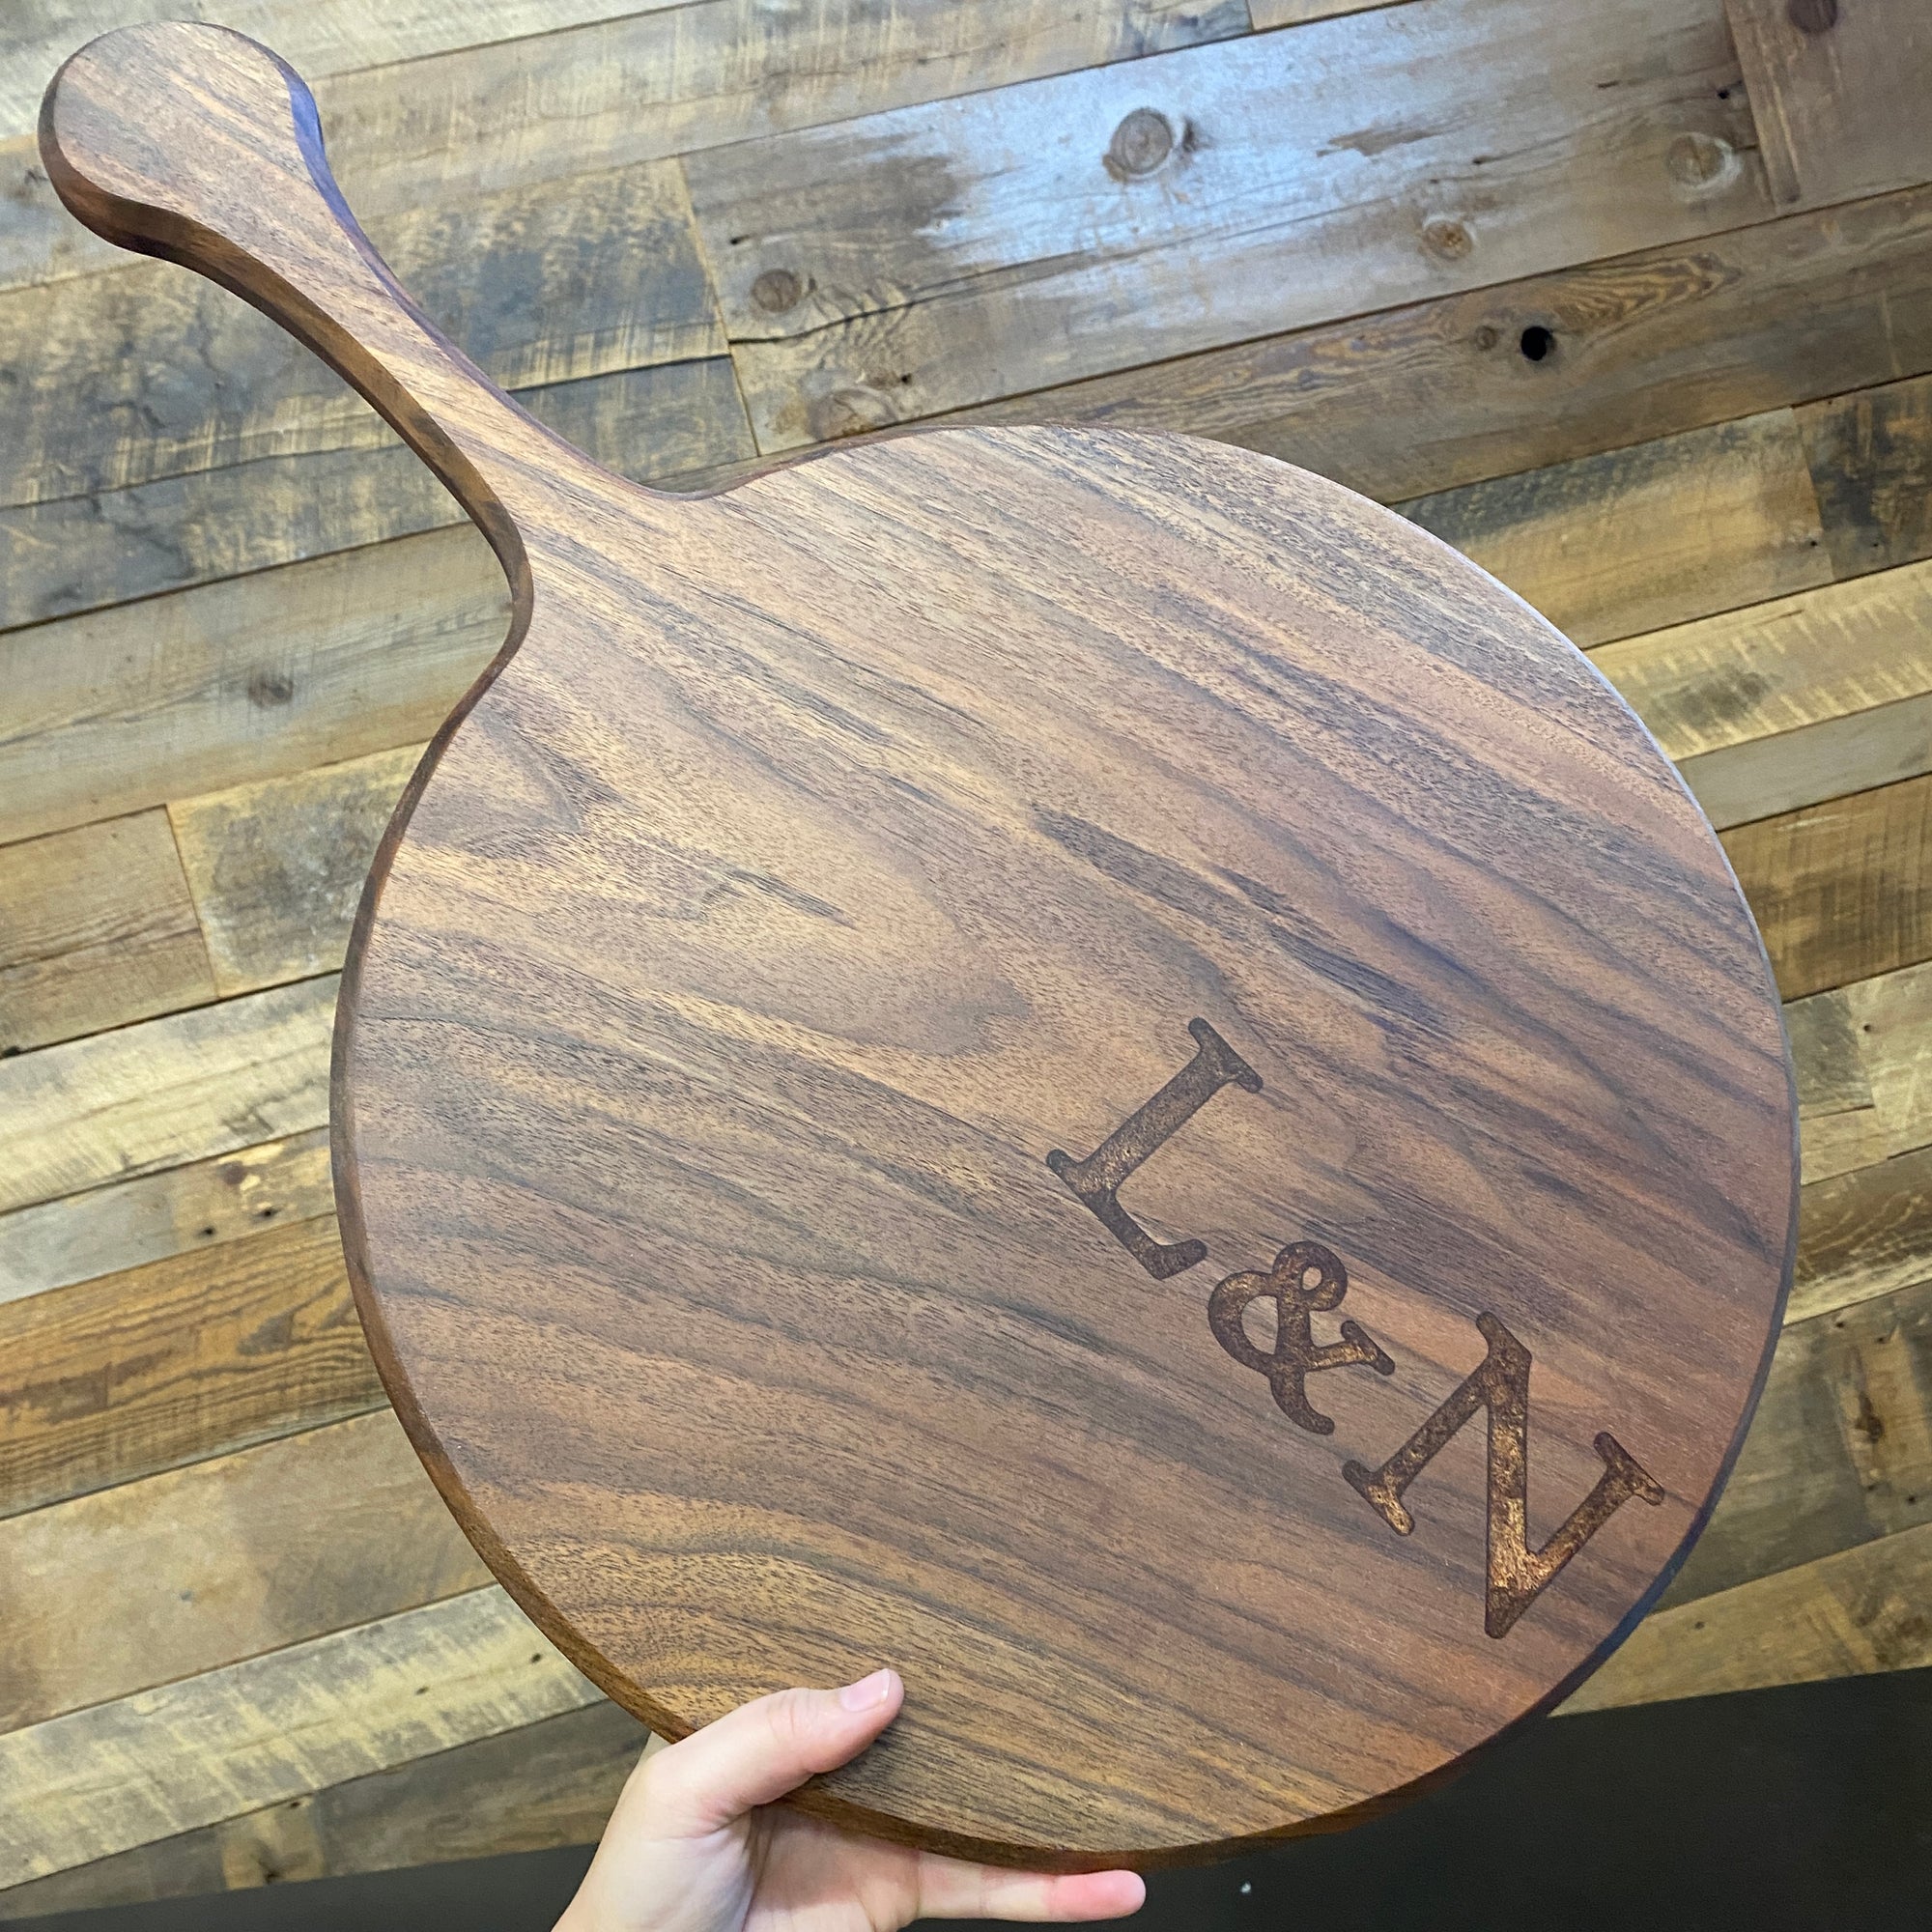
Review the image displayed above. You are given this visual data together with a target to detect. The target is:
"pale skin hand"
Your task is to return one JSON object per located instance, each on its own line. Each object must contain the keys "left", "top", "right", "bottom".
{"left": 555, "top": 1670, "right": 1146, "bottom": 1932}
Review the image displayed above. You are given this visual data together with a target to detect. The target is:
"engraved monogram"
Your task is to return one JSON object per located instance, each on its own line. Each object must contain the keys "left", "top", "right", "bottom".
{"left": 1046, "top": 1019, "right": 1664, "bottom": 1637}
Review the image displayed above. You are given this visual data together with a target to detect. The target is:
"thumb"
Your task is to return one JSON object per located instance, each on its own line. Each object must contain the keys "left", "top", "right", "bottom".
{"left": 639, "top": 1670, "right": 904, "bottom": 1836}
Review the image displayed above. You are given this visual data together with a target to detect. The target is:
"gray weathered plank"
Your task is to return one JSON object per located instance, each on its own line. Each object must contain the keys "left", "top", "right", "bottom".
{"left": 0, "top": 1129, "right": 334, "bottom": 1309}
{"left": 0, "top": 526, "right": 503, "bottom": 847}
{"left": 1404, "top": 409, "right": 1831, "bottom": 646}
{"left": 0, "top": 977, "right": 334, "bottom": 1215}
{"left": 0, "top": 1587, "right": 601, "bottom": 1887}
{"left": 0, "top": 1409, "right": 484, "bottom": 1733}
{"left": 941, "top": 182, "right": 1932, "bottom": 506}
{"left": 1801, "top": 371, "right": 1932, "bottom": 582}
{"left": 691, "top": 0, "right": 1769, "bottom": 449}
{"left": 0, "top": 810, "right": 214, "bottom": 1053}
{"left": 170, "top": 747, "right": 423, "bottom": 998}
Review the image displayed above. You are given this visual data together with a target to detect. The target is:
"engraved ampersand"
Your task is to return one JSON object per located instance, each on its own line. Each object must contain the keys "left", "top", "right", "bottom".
{"left": 1044, "top": 1016, "right": 1667, "bottom": 1640}
{"left": 1207, "top": 1241, "right": 1394, "bottom": 1434}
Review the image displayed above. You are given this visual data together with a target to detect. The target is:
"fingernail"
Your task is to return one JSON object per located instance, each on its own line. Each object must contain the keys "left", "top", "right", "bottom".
{"left": 838, "top": 1668, "right": 895, "bottom": 1711}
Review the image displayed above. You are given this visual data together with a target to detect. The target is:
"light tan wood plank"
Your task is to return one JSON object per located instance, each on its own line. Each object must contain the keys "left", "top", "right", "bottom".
{"left": 942, "top": 183, "right": 1932, "bottom": 507}
{"left": 171, "top": 746, "right": 422, "bottom": 998}
{"left": 1249, "top": 0, "right": 1409, "bottom": 23}
{"left": 0, "top": 1212, "right": 382, "bottom": 1521}
{"left": 1, "top": 356, "right": 749, "bottom": 628}
{"left": 1563, "top": 1517, "right": 1932, "bottom": 1713}
{"left": 0, "top": 1701, "right": 646, "bottom": 1919}
{"left": 0, "top": 810, "right": 214, "bottom": 1053}
{"left": 1724, "top": 0, "right": 1932, "bottom": 209}
{"left": 1787, "top": 986, "right": 1889, "bottom": 1183}
{"left": 0, "top": 1410, "right": 484, "bottom": 1733}
{"left": 1845, "top": 958, "right": 1932, "bottom": 1160}
{"left": 1724, "top": 771, "right": 1932, "bottom": 1000}
{"left": 1792, "top": 1144, "right": 1932, "bottom": 1326}
{"left": 1801, "top": 371, "right": 1932, "bottom": 581}
{"left": 0, "top": 526, "right": 504, "bottom": 847}
{"left": 0, "top": 977, "right": 334, "bottom": 1215}
{"left": 1663, "top": 1272, "right": 1932, "bottom": 1606}
{"left": 0, "top": 1586, "right": 601, "bottom": 1887}
{"left": 0, "top": 1129, "right": 333, "bottom": 1310}
{"left": 693, "top": 0, "right": 1768, "bottom": 450}
{"left": 1404, "top": 409, "right": 1831, "bottom": 646}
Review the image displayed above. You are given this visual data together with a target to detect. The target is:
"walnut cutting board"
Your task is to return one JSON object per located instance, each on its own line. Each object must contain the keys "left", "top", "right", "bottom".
{"left": 42, "top": 21, "right": 1797, "bottom": 1868}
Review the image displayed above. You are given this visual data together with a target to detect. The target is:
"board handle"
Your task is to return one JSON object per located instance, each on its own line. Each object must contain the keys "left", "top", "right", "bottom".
{"left": 40, "top": 20, "right": 564, "bottom": 592}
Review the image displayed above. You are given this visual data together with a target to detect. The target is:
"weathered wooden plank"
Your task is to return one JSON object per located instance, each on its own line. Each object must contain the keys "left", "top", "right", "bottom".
{"left": 942, "top": 183, "right": 1932, "bottom": 506}
{"left": 0, "top": 1586, "right": 601, "bottom": 1887}
{"left": 0, "top": 356, "right": 750, "bottom": 628}
{"left": 0, "top": 1409, "right": 483, "bottom": 1733}
{"left": 2, "top": 157, "right": 722, "bottom": 513}
{"left": 1562, "top": 1517, "right": 1932, "bottom": 1714}
{"left": 1723, "top": 0, "right": 1932, "bottom": 209}
{"left": 1800, "top": 372, "right": 1932, "bottom": 581}
{"left": 1249, "top": 0, "right": 1410, "bottom": 24}
{"left": 1844, "top": 958, "right": 1932, "bottom": 1162}
{"left": 692, "top": 0, "right": 1769, "bottom": 450}
{"left": 1787, "top": 986, "right": 1890, "bottom": 1184}
{"left": 0, "top": 1212, "right": 381, "bottom": 1521}
{"left": 0, "top": 1129, "right": 334, "bottom": 1309}
{"left": 1723, "top": 771, "right": 1932, "bottom": 1000}
{"left": 1403, "top": 409, "right": 1831, "bottom": 646}
{"left": 1593, "top": 556, "right": 1932, "bottom": 827}
{"left": 0, "top": 1701, "right": 645, "bottom": 1920}
{"left": 1792, "top": 1144, "right": 1932, "bottom": 1327}
{"left": 0, "top": 810, "right": 214, "bottom": 1053}
{"left": 0, "top": 0, "right": 685, "bottom": 145}
{"left": 0, "top": 526, "right": 503, "bottom": 847}
{"left": 0, "top": 0, "right": 1251, "bottom": 299}
{"left": 0, "top": 976, "right": 334, "bottom": 1215}
{"left": 171, "top": 746, "right": 423, "bottom": 998}
{"left": 1661, "top": 1273, "right": 1932, "bottom": 1607}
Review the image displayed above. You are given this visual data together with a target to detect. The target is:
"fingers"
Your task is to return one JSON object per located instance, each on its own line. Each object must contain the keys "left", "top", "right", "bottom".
{"left": 915, "top": 1856, "right": 1147, "bottom": 1923}
{"left": 639, "top": 1669, "right": 905, "bottom": 1836}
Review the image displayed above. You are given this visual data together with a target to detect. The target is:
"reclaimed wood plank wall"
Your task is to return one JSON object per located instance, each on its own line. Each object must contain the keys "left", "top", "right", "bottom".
{"left": 1, "top": 0, "right": 1928, "bottom": 1910}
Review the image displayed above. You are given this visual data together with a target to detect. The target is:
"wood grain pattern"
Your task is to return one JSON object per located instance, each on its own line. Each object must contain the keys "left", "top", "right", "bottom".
{"left": 0, "top": 1409, "right": 484, "bottom": 1732}
{"left": 692, "top": 0, "right": 1768, "bottom": 448}
{"left": 37, "top": 20, "right": 1797, "bottom": 1862}
{"left": 1402, "top": 409, "right": 1831, "bottom": 647}
{"left": 0, "top": 1212, "right": 382, "bottom": 1522}
{"left": 0, "top": 1128, "right": 335, "bottom": 1309}
{"left": 0, "top": 1585, "right": 599, "bottom": 1888}
{"left": 1723, "top": 0, "right": 1932, "bottom": 209}
{"left": 0, "top": 977, "right": 333, "bottom": 1215}
{"left": 171, "top": 746, "right": 423, "bottom": 998}
{"left": 1793, "top": 1145, "right": 1932, "bottom": 1327}
{"left": 0, "top": 809, "right": 214, "bottom": 1053}
{"left": 941, "top": 182, "right": 1932, "bottom": 506}
{"left": 1594, "top": 557, "right": 1932, "bottom": 829}
{"left": 1725, "top": 773, "right": 1932, "bottom": 1000}
{"left": 0, "top": 1700, "right": 645, "bottom": 1921}
{"left": 0, "top": 529, "right": 502, "bottom": 847}
{"left": 1800, "top": 372, "right": 1932, "bottom": 581}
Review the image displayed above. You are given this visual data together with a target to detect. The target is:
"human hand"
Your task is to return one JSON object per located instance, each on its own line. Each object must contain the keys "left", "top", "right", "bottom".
{"left": 555, "top": 1669, "right": 1146, "bottom": 1932}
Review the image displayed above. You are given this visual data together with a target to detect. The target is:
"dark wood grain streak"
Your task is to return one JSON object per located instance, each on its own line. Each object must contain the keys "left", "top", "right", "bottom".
{"left": 42, "top": 22, "right": 1797, "bottom": 1866}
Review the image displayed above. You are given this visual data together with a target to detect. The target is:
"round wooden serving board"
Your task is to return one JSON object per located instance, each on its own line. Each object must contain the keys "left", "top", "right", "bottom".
{"left": 44, "top": 23, "right": 1798, "bottom": 1868}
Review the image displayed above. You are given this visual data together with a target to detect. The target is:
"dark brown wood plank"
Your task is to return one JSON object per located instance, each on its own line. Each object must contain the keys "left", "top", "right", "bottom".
{"left": 1724, "top": 772, "right": 1932, "bottom": 999}
{"left": 1800, "top": 371, "right": 1932, "bottom": 581}
{"left": 1724, "top": 0, "right": 1932, "bottom": 208}
{"left": 942, "top": 185, "right": 1932, "bottom": 505}
{"left": 0, "top": 810, "right": 215, "bottom": 1053}
{"left": 0, "top": 1214, "right": 383, "bottom": 1520}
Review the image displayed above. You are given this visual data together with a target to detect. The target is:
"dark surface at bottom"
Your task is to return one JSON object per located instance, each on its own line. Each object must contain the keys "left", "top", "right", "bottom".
{"left": 19, "top": 1665, "right": 1932, "bottom": 1930}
